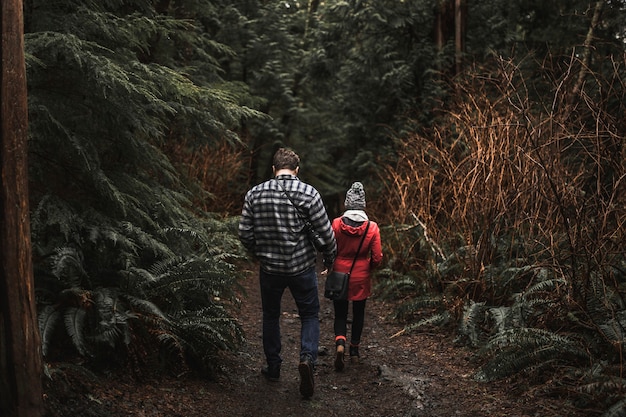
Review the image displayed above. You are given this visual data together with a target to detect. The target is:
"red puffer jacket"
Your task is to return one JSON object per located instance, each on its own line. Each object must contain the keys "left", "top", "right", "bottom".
{"left": 331, "top": 216, "right": 383, "bottom": 301}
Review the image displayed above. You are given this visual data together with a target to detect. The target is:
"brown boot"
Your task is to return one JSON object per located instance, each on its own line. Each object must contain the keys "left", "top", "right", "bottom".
{"left": 349, "top": 344, "right": 360, "bottom": 364}
{"left": 334, "top": 344, "right": 345, "bottom": 371}
{"left": 298, "top": 357, "right": 315, "bottom": 399}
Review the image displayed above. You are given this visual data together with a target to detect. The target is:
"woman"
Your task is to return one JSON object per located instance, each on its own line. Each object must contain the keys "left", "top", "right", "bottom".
{"left": 331, "top": 182, "right": 383, "bottom": 371}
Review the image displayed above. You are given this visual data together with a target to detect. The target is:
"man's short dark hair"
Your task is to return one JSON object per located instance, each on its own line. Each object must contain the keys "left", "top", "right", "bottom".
{"left": 273, "top": 147, "right": 300, "bottom": 170}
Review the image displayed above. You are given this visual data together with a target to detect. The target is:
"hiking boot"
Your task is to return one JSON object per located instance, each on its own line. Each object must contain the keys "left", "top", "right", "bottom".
{"left": 349, "top": 344, "right": 360, "bottom": 365}
{"left": 261, "top": 364, "right": 280, "bottom": 382}
{"left": 298, "top": 358, "right": 315, "bottom": 398}
{"left": 334, "top": 344, "right": 345, "bottom": 372}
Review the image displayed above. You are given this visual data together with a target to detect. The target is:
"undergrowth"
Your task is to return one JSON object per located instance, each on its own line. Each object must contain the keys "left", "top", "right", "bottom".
{"left": 373, "top": 55, "right": 626, "bottom": 416}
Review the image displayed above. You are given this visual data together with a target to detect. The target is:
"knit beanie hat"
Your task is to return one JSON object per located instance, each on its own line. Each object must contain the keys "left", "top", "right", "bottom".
{"left": 344, "top": 182, "right": 366, "bottom": 210}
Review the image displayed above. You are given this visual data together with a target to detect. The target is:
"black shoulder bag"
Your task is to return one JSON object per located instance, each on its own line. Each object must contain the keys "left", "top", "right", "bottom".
{"left": 324, "top": 221, "right": 370, "bottom": 301}
{"left": 275, "top": 179, "right": 325, "bottom": 250}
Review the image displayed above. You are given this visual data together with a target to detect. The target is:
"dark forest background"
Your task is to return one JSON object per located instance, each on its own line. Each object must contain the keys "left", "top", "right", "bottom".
{"left": 18, "top": 0, "right": 626, "bottom": 415}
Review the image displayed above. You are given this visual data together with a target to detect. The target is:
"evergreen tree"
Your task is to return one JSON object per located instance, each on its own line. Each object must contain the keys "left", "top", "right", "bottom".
{"left": 25, "top": 0, "right": 261, "bottom": 375}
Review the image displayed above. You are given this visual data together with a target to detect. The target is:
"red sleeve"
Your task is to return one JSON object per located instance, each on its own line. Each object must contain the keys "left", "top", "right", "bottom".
{"left": 368, "top": 222, "right": 383, "bottom": 268}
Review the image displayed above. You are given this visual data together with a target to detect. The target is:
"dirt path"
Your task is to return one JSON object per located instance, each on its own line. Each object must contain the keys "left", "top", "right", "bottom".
{"left": 44, "top": 263, "right": 593, "bottom": 417}
{"left": 211, "top": 266, "right": 588, "bottom": 417}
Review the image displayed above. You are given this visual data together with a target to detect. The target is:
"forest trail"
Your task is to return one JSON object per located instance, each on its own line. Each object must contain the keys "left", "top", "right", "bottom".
{"left": 44, "top": 262, "right": 592, "bottom": 417}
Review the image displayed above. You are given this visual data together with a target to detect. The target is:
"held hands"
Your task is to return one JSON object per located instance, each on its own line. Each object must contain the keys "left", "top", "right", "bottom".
{"left": 320, "top": 268, "right": 329, "bottom": 276}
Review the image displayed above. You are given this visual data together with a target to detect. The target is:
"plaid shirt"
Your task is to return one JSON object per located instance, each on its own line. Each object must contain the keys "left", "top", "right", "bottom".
{"left": 239, "top": 174, "right": 337, "bottom": 275}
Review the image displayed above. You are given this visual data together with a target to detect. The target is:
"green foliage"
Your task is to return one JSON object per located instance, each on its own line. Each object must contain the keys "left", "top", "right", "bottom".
{"left": 580, "top": 375, "right": 626, "bottom": 417}
{"left": 22, "top": 0, "right": 626, "bottom": 413}
{"left": 215, "top": 0, "right": 351, "bottom": 199}
{"left": 33, "top": 202, "right": 243, "bottom": 373}
{"left": 33, "top": 194, "right": 245, "bottom": 375}
{"left": 304, "top": 0, "right": 441, "bottom": 181}
{"left": 475, "top": 328, "right": 590, "bottom": 383}
{"left": 603, "top": 399, "right": 626, "bottom": 417}
{"left": 26, "top": 0, "right": 257, "bottom": 377}
{"left": 218, "top": 0, "right": 452, "bottom": 204}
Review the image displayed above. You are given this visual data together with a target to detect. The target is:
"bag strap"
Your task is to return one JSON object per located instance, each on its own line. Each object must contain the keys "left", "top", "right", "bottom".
{"left": 347, "top": 221, "right": 370, "bottom": 275}
{"left": 275, "top": 179, "right": 310, "bottom": 226}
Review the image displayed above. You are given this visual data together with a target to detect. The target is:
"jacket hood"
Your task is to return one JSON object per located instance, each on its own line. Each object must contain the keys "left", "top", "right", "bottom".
{"left": 339, "top": 217, "right": 368, "bottom": 237}
{"left": 343, "top": 209, "right": 368, "bottom": 222}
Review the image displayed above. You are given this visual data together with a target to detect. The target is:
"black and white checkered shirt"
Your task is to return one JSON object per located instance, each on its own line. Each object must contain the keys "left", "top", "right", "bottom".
{"left": 239, "top": 174, "right": 337, "bottom": 275}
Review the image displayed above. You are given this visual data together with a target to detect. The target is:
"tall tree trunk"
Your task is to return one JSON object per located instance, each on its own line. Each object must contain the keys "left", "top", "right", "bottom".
{"left": 0, "top": 0, "right": 44, "bottom": 415}
{"left": 570, "top": 0, "right": 603, "bottom": 101}
{"left": 304, "top": 0, "right": 320, "bottom": 40}
{"left": 434, "top": 0, "right": 451, "bottom": 51}
{"left": 434, "top": 0, "right": 466, "bottom": 75}
{"left": 454, "top": 0, "right": 466, "bottom": 76}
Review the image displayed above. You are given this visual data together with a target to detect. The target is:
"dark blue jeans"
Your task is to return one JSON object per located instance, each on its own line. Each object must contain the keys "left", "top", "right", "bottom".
{"left": 260, "top": 267, "right": 320, "bottom": 368}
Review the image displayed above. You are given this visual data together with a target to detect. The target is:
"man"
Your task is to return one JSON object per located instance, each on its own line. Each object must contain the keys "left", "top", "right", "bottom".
{"left": 238, "top": 147, "right": 337, "bottom": 399}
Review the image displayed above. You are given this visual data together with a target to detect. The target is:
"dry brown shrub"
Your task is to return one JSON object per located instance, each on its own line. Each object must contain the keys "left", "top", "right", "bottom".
{"left": 167, "top": 139, "right": 248, "bottom": 215}
{"left": 380, "top": 57, "right": 626, "bottom": 304}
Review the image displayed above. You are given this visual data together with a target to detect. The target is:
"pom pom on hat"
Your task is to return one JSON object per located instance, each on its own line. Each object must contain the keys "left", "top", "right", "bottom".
{"left": 344, "top": 182, "right": 366, "bottom": 210}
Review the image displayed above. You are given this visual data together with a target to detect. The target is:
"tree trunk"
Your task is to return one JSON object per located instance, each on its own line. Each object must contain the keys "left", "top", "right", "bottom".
{"left": 434, "top": 0, "right": 451, "bottom": 51}
{"left": 454, "top": 0, "right": 466, "bottom": 76}
{"left": 304, "top": 0, "right": 320, "bottom": 39}
{"left": 434, "top": 0, "right": 466, "bottom": 75}
{"left": 0, "top": 0, "right": 44, "bottom": 415}
{"left": 570, "top": 0, "right": 603, "bottom": 101}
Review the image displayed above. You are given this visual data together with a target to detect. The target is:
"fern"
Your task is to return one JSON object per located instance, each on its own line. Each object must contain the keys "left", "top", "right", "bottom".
{"left": 170, "top": 306, "right": 245, "bottom": 376}
{"left": 393, "top": 295, "right": 444, "bottom": 321}
{"left": 458, "top": 301, "right": 489, "bottom": 347}
{"left": 39, "top": 305, "right": 61, "bottom": 357}
{"left": 51, "top": 247, "right": 89, "bottom": 287}
{"left": 521, "top": 276, "right": 568, "bottom": 300}
{"left": 488, "top": 304, "right": 525, "bottom": 335}
{"left": 123, "top": 295, "right": 169, "bottom": 323}
{"left": 377, "top": 275, "right": 419, "bottom": 299}
{"left": 402, "top": 312, "right": 451, "bottom": 333}
{"left": 475, "top": 328, "right": 589, "bottom": 382}
{"left": 64, "top": 307, "right": 89, "bottom": 356}
{"left": 602, "top": 399, "right": 626, "bottom": 417}
{"left": 580, "top": 376, "right": 626, "bottom": 397}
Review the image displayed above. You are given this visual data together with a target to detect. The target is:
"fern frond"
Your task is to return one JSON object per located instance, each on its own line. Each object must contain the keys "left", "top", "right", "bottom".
{"left": 64, "top": 307, "right": 89, "bottom": 356}
{"left": 402, "top": 312, "right": 451, "bottom": 333}
{"left": 485, "top": 327, "right": 585, "bottom": 353}
{"left": 39, "top": 305, "right": 61, "bottom": 357}
{"left": 580, "top": 377, "right": 626, "bottom": 396}
{"left": 379, "top": 276, "right": 418, "bottom": 298}
{"left": 170, "top": 305, "right": 244, "bottom": 376}
{"left": 124, "top": 294, "right": 169, "bottom": 323}
{"left": 476, "top": 348, "right": 564, "bottom": 383}
{"left": 599, "top": 319, "right": 626, "bottom": 345}
{"left": 31, "top": 195, "right": 80, "bottom": 247}
{"left": 602, "top": 397, "right": 626, "bottom": 417}
{"left": 393, "top": 295, "right": 443, "bottom": 321}
{"left": 499, "top": 265, "right": 534, "bottom": 288}
{"left": 119, "top": 221, "right": 174, "bottom": 259}
{"left": 521, "top": 277, "right": 568, "bottom": 301}
{"left": 475, "top": 353, "right": 521, "bottom": 383}
{"left": 156, "top": 331, "right": 186, "bottom": 367}
{"left": 489, "top": 304, "right": 525, "bottom": 334}
{"left": 475, "top": 327, "right": 589, "bottom": 382}
{"left": 43, "top": 362, "right": 99, "bottom": 382}
{"left": 93, "top": 321, "right": 128, "bottom": 348}
{"left": 51, "top": 247, "right": 89, "bottom": 287}
{"left": 458, "top": 301, "right": 488, "bottom": 347}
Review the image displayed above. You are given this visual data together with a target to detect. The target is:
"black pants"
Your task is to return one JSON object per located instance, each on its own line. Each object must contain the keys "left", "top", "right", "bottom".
{"left": 333, "top": 299, "right": 367, "bottom": 346}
